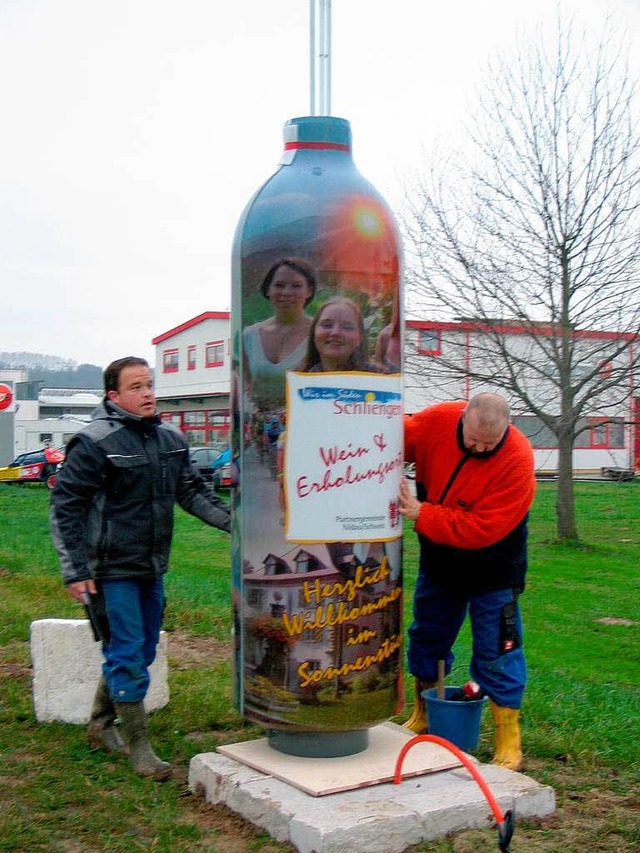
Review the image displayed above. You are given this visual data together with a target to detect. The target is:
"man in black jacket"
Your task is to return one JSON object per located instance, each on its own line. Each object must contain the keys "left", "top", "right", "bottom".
{"left": 50, "top": 356, "right": 230, "bottom": 780}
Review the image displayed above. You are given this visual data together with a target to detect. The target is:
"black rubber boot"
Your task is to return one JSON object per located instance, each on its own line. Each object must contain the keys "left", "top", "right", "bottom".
{"left": 86, "top": 675, "right": 128, "bottom": 755}
{"left": 114, "top": 701, "right": 172, "bottom": 781}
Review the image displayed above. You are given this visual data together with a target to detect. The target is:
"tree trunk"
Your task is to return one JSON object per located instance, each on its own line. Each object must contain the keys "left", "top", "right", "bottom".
{"left": 556, "top": 431, "right": 579, "bottom": 541}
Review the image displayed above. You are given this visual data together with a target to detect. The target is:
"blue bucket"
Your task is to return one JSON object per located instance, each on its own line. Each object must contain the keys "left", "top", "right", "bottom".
{"left": 423, "top": 687, "right": 488, "bottom": 752}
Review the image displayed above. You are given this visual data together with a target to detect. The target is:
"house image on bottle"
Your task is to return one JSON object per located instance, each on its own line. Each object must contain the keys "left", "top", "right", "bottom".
{"left": 151, "top": 312, "right": 639, "bottom": 476}
{"left": 240, "top": 540, "right": 402, "bottom": 722}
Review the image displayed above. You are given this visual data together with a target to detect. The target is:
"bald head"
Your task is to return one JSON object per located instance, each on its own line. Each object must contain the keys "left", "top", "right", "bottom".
{"left": 461, "top": 393, "right": 510, "bottom": 455}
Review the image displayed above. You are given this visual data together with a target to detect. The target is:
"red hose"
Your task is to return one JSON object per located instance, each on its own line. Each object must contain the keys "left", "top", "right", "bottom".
{"left": 393, "top": 734, "right": 506, "bottom": 825}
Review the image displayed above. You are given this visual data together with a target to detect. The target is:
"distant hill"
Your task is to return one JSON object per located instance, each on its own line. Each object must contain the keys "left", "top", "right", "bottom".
{"left": 0, "top": 351, "right": 82, "bottom": 371}
{"left": 0, "top": 352, "right": 104, "bottom": 389}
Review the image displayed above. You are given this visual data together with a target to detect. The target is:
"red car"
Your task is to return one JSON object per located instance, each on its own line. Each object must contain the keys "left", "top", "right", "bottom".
{"left": 0, "top": 447, "right": 65, "bottom": 490}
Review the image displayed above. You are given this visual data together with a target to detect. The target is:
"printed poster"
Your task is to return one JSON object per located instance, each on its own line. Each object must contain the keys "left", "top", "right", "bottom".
{"left": 285, "top": 371, "right": 403, "bottom": 542}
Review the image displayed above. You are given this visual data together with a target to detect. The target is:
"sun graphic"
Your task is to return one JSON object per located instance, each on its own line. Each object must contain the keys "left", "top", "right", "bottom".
{"left": 365, "top": 392, "right": 376, "bottom": 403}
{"left": 353, "top": 204, "right": 384, "bottom": 240}
{"left": 320, "top": 194, "right": 399, "bottom": 282}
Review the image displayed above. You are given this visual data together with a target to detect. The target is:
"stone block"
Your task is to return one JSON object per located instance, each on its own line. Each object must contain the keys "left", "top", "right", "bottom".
{"left": 30, "top": 618, "right": 169, "bottom": 723}
{"left": 189, "top": 748, "right": 556, "bottom": 853}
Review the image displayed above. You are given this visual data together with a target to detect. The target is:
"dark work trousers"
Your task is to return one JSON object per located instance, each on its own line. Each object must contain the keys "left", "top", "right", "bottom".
{"left": 408, "top": 575, "right": 526, "bottom": 708}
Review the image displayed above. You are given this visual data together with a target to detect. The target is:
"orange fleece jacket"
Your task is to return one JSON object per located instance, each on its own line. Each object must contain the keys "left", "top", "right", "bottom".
{"left": 405, "top": 401, "right": 536, "bottom": 550}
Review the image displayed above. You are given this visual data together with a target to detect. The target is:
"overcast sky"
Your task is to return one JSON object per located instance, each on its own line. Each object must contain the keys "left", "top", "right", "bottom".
{"left": 1, "top": 0, "right": 638, "bottom": 368}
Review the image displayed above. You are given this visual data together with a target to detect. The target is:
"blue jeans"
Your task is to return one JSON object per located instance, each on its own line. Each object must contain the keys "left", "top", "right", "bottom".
{"left": 408, "top": 575, "right": 526, "bottom": 708}
{"left": 101, "top": 577, "right": 165, "bottom": 704}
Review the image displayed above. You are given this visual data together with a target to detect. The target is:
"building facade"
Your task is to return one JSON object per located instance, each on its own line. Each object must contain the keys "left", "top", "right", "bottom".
{"left": 151, "top": 311, "right": 232, "bottom": 447}
{"left": 0, "top": 368, "right": 100, "bottom": 463}
{"left": 150, "top": 313, "right": 639, "bottom": 475}
{"left": 405, "top": 319, "right": 639, "bottom": 476}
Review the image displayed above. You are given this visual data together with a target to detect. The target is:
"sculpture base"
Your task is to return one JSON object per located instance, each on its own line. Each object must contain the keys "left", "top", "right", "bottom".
{"left": 190, "top": 723, "right": 556, "bottom": 850}
{"left": 217, "top": 722, "right": 460, "bottom": 796}
{"left": 268, "top": 728, "right": 368, "bottom": 758}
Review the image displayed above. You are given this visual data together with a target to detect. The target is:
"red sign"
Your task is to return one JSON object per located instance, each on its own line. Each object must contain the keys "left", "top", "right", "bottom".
{"left": 0, "top": 383, "right": 14, "bottom": 412}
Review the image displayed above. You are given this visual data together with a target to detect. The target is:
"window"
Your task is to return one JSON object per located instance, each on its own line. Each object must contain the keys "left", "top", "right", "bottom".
{"left": 417, "top": 329, "right": 441, "bottom": 355}
{"left": 514, "top": 414, "right": 625, "bottom": 450}
{"left": 159, "top": 412, "right": 182, "bottom": 427}
{"left": 597, "top": 360, "right": 613, "bottom": 380}
{"left": 247, "top": 589, "right": 264, "bottom": 608}
{"left": 163, "top": 348, "right": 179, "bottom": 373}
{"left": 205, "top": 340, "right": 224, "bottom": 367}
{"left": 608, "top": 420, "right": 625, "bottom": 447}
{"left": 183, "top": 410, "right": 207, "bottom": 426}
{"left": 295, "top": 554, "right": 311, "bottom": 573}
{"left": 512, "top": 416, "right": 557, "bottom": 448}
{"left": 157, "top": 408, "right": 230, "bottom": 446}
{"left": 187, "top": 345, "right": 196, "bottom": 371}
{"left": 587, "top": 418, "right": 624, "bottom": 449}
{"left": 208, "top": 411, "right": 230, "bottom": 426}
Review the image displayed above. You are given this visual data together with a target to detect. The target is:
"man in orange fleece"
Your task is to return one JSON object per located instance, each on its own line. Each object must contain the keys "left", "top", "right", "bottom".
{"left": 399, "top": 392, "right": 536, "bottom": 770}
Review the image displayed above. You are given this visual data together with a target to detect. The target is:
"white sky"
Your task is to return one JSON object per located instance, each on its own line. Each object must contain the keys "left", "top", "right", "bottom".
{"left": 1, "top": 0, "right": 639, "bottom": 367}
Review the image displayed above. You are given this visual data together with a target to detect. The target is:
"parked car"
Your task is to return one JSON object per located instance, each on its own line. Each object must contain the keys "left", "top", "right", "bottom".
{"left": 0, "top": 447, "right": 65, "bottom": 490}
{"left": 211, "top": 447, "right": 232, "bottom": 491}
{"left": 189, "top": 445, "right": 225, "bottom": 482}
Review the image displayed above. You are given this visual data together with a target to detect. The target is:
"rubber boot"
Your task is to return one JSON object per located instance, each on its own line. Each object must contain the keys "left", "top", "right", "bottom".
{"left": 86, "top": 675, "right": 128, "bottom": 755}
{"left": 114, "top": 701, "right": 172, "bottom": 781}
{"left": 490, "top": 700, "right": 523, "bottom": 771}
{"left": 403, "top": 678, "right": 437, "bottom": 734}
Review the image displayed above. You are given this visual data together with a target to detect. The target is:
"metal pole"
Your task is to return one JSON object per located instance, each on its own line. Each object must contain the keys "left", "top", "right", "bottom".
{"left": 310, "top": 0, "right": 316, "bottom": 115}
{"left": 319, "top": 0, "right": 326, "bottom": 114}
{"left": 325, "top": 0, "right": 332, "bottom": 115}
{"left": 310, "top": 0, "right": 331, "bottom": 115}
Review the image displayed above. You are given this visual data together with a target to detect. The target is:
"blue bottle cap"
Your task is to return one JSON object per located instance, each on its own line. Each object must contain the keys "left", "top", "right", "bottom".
{"left": 283, "top": 115, "right": 352, "bottom": 149}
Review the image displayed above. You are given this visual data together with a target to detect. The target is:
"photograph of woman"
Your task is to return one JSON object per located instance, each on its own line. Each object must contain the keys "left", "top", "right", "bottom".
{"left": 243, "top": 257, "right": 316, "bottom": 408}
{"left": 302, "top": 297, "right": 380, "bottom": 373}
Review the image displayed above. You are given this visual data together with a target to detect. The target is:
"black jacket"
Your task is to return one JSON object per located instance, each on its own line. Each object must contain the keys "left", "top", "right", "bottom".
{"left": 50, "top": 400, "right": 230, "bottom": 585}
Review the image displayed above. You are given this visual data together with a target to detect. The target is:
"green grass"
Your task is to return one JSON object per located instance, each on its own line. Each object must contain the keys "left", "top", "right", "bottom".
{"left": 0, "top": 481, "right": 639, "bottom": 852}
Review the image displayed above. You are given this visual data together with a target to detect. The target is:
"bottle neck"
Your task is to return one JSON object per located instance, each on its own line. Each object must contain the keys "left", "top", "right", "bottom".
{"left": 279, "top": 141, "right": 354, "bottom": 167}
{"left": 280, "top": 115, "right": 353, "bottom": 166}
{"left": 283, "top": 140, "right": 351, "bottom": 154}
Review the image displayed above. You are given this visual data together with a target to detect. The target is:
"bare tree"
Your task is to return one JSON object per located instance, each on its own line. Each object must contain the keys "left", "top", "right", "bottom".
{"left": 402, "top": 20, "right": 640, "bottom": 541}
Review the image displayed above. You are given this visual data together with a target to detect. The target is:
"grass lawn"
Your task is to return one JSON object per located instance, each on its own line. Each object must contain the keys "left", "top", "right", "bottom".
{"left": 0, "top": 482, "right": 638, "bottom": 852}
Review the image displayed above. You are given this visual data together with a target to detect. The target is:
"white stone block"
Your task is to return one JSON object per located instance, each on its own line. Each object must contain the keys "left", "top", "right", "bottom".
{"left": 30, "top": 618, "right": 169, "bottom": 723}
{"left": 188, "top": 750, "right": 556, "bottom": 853}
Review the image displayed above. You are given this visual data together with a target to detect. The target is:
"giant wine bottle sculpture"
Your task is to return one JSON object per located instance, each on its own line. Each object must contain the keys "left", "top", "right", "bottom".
{"left": 230, "top": 115, "right": 404, "bottom": 756}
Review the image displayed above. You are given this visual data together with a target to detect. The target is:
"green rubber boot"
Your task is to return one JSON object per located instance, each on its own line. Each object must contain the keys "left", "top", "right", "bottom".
{"left": 86, "top": 675, "right": 128, "bottom": 755}
{"left": 115, "top": 701, "right": 172, "bottom": 781}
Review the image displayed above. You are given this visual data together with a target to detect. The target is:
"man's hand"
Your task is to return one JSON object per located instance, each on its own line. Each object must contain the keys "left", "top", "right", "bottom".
{"left": 399, "top": 476, "right": 422, "bottom": 522}
{"left": 66, "top": 578, "right": 97, "bottom": 603}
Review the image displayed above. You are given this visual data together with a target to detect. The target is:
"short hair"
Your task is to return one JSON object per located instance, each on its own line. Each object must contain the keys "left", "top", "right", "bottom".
{"left": 303, "top": 297, "right": 369, "bottom": 371}
{"left": 260, "top": 257, "right": 317, "bottom": 307}
{"left": 104, "top": 357, "right": 149, "bottom": 394}
{"left": 465, "top": 392, "right": 510, "bottom": 434}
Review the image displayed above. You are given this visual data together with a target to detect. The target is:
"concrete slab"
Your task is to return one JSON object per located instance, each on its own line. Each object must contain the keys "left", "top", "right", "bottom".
{"left": 218, "top": 724, "right": 461, "bottom": 796}
{"left": 30, "top": 618, "right": 169, "bottom": 723}
{"left": 189, "top": 724, "right": 556, "bottom": 853}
